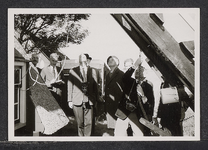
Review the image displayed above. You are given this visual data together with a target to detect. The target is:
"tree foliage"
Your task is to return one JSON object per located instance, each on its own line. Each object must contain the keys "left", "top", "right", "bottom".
{"left": 14, "top": 14, "right": 90, "bottom": 56}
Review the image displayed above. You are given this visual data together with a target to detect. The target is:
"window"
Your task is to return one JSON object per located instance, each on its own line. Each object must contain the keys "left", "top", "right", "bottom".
{"left": 14, "top": 62, "right": 27, "bottom": 130}
{"left": 14, "top": 67, "right": 21, "bottom": 123}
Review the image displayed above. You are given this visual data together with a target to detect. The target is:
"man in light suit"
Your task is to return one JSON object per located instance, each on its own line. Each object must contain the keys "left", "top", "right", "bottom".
{"left": 68, "top": 53, "right": 98, "bottom": 136}
{"left": 40, "top": 53, "right": 64, "bottom": 107}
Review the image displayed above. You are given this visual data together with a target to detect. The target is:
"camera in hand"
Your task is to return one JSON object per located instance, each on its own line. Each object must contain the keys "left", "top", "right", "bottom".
{"left": 125, "top": 95, "right": 137, "bottom": 112}
{"left": 51, "top": 80, "right": 65, "bottom": 88}
{"left": 81, "top": 82, "right": 88, "bottom": 95}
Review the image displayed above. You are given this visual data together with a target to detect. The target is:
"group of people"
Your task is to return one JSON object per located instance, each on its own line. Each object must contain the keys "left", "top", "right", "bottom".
{"left": 30, "top": 52, "right": 191, "bottom": 137}
{"left": 30, "top": 53, "right": 64, "bottom": 107}
{"left": 104, "top": 55, "right": 155, "bottom": 136}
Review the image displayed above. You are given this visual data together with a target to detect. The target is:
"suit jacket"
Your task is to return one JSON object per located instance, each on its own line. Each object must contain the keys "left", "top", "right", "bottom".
{"left": 68, "top": 66, "right": 98, "bottom": 106}
{"left": 93, "top": 67, "right": 103, "bottom": 96}
{"left": 40, "top": 65, "right": 64, "bottom": 96}
{"left": 37, "top": 67, "right": 42, "bottom": 74}
{"left": 117, "top": 67, "right": 145, "bottom": 119}
{"left": 29, "top": 62, "right": 42, "bottom": 74}
{"left": 104, "top": 67, "right": 124, "bottom": 119}
{"left": 141, "top": 80, "right": 155, "bottom": 120}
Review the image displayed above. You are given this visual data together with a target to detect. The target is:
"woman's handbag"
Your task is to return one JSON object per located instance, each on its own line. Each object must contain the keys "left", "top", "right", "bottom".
{"left": 160, "top": 87, "right": 179, "bottom": 104}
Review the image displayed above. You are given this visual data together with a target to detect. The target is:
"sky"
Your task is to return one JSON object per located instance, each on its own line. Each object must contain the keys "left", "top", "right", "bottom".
{"left": 60, "top": 12, "right": 196, "bottom": 70}
{"left": 60, "top": 14, "right": 142, "bottom": 70}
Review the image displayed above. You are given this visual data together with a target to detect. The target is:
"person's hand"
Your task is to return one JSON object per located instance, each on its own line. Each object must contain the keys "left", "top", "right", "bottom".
{"left": 152, "top": 117, "right": 159, "bottom": 127}
{"left": 99, "top": 96, "right": 105, "bottom": 103}
{"left": 137, "top": 84, "right": 145, "bottom": 97}
{"left": 137, "top": 84, "right": 147, "bottom": 103}
{"left": 46, "top": 82, "right": 51, "bottom": 87}
{"left": 141, "top": 96, "right": 148, "bottom": 104}
{"left": 133, "top": 57, "right": 142, "bottom": 68}
{"left": 68, "top": 102, "right": 73, "bottom": 109}
{"left": 56, "top": 80, "right": 65, "bottom": 85}
{"left": 50, "top": 79, "right": 56, "bottom": 84}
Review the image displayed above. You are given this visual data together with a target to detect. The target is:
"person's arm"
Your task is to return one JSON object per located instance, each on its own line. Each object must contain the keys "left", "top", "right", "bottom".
{"left": 97, "top": 69, "right": 103, "bottom": 96}
{"left": 60, "top": 68, "right": 65, "bottom": 83}
{"left": 67, "top": 69, "right": 73, "bottom": 109}
{"left": 152, "top": 82, "right": 163, "bottom": 127}
{"left": 91, "top": 68, "right": 99, "bottom": 102}
{"left": 123, "top": 57, "right": 142, "bottom": 83}
{"left": 40, "top": 68, "right": 50, "bottom": 87}
{"left": 40, "top": 68, "right": 45, "bottom": 81}
{"left": 53, "top": 67, "right": 65, "bottom": 88}
{"left": 122, "top": 67, "right": 135, "bottom": 84}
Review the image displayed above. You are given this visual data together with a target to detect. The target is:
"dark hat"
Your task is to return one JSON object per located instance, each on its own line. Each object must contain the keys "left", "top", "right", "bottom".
{"left": 84, "top": 53, "right": 92, "bottom": 60}
{"left": 107, "top": 55, "right": 119, "bottom": 66}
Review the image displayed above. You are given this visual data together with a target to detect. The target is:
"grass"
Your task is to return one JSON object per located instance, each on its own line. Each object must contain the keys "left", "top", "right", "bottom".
{"left": 183, "top": 107, "right": 195, "bottom": 136}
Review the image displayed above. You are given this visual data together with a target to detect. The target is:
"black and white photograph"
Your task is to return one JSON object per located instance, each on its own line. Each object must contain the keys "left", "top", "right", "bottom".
{"left": 8, "top": 8, "right": 200, "bottom": 141}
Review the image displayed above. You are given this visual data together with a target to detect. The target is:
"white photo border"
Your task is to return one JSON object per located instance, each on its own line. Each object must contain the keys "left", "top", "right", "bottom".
{"left": 8, "top": 8, "right": 200, "bottom": 141}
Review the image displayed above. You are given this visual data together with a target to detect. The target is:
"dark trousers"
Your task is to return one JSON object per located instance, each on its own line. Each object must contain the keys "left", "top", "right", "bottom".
{"left": 91, "top": 105, "right": 96, "bottom": 136}
{"left": 73, "top": 103, "right": 93, "bottom": 136}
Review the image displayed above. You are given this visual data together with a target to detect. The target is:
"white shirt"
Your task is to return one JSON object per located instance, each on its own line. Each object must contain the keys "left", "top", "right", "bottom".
{"left": 80, "top": 66, "right": 88, "bottom": 82}
{"left": 49, "top": 65, "right": 58, "bottom": 80}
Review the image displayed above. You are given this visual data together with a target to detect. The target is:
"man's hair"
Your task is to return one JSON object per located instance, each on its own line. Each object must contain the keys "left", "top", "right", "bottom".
{"left": 31, "top": 53, "right": 38, "bottom": 57}
{"left": 124, "top": 58, "right": 134, "bottom": 67}
{"left": 84, "top": 53, "right": 92, "bottom": 60}
{"left": 30, "top": 53, "right": 39, "bottom": 60}
{"left": 135, "top": 65, "right": 145, "bottom": 81}
{"left": 50, "top": 53, "right": 59, "bottom": 61}
{"left": 107, "top": 56, "right": 119, "bottom": 66}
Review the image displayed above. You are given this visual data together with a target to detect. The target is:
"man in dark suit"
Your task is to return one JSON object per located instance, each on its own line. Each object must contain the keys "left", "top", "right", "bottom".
{"left": 114, "top": 57, "right": 145, "bottom": 136}
{"left": 84, "top": 53, "right": 104, "bottom": 136}
{"left": 40, "top": 53, "right": 64, "bottom": 107}
{"left": 84, "top": 53, "right": 103, "bottom": 97}
{"left": 135, "top": 63, "right": 155, "bottom": 136}
{"left": 104, "top": 56, "right": 124, "bottom": 130}
{"left": 67, "top": 53, "right": 98, "bottom": 136}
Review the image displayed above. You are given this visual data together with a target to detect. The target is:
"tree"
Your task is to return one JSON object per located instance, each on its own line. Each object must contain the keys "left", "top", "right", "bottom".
{"left": 14, "top": 14, "right": 90, "bottom": 56}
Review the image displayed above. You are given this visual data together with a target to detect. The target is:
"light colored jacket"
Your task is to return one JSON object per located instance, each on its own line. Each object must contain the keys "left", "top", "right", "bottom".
{"left": 68, "top": 66, "right": 98, "bottom": 106}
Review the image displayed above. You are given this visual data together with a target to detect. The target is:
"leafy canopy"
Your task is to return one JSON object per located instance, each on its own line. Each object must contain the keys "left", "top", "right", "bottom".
{"left": 14, "top": 14, "right": 90, "bottom": 56}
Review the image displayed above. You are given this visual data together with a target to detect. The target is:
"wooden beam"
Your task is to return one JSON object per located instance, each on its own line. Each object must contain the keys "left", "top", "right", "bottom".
{"left": 139, "top": 117, "right": 171, "bottom": 136}
{"left": 112, "top": 14, "right": 194, "bottom": 93}
{"left": 179, "top": 41, "right": 195, "bottom": 65}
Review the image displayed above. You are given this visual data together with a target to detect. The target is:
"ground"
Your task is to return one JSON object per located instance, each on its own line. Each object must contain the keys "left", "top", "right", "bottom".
{"left": 182, "top": 107, "right": 195, "bottom": 136}
{"left": 60, "top": 113, "right": 114, "bottom": 136}
{"left": 58, "top": 106, "right": 195, "bottom": 137}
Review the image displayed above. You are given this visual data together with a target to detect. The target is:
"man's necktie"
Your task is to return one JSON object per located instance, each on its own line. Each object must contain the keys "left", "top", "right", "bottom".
{"left": 82, "top": 68, "right": 87, "bottom": 82}
{"left": 82, "top": 68, "right": 88, "bottom": 103}
{"left": 53, "top": 67, "right": 57, "bottom": 79}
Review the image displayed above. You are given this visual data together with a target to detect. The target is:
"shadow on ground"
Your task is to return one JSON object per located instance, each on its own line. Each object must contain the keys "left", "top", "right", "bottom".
{"left": 56, "top": 115, "right": 114, "bottom": 137}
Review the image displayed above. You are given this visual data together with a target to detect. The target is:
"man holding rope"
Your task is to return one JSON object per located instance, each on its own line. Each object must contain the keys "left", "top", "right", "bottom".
{"left": 40, "top": 53, "right": 65, "bottom": 107}
{"left": 114, "top": 57, "right": 146, "bottom": 136}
